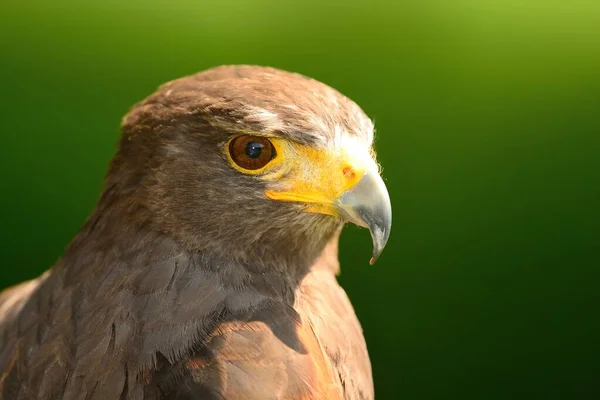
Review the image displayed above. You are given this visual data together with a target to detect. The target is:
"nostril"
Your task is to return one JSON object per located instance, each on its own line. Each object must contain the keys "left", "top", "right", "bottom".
{"left": 343, "top": 167, "right": 356, "bottom": 180}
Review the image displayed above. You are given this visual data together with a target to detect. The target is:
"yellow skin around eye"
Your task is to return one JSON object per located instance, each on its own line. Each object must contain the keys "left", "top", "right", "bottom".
{"left": 225, "top": 134, "right": 374, "bottom": 216}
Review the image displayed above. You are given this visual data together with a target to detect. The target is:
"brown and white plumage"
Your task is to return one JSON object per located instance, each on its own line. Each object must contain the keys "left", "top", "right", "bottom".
{"left": 0, "top": 66, "right": 390, "bottom": 399}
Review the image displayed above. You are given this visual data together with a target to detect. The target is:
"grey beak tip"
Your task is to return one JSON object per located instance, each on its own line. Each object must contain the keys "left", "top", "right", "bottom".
{"left": 337, "top": 169, "right": 392, "bottom": 265}
{"left": 370, "top": 249, "right": 383, "bottom": 265}
{"left": 369, "top": 226, "right": 390, "bottom": 265}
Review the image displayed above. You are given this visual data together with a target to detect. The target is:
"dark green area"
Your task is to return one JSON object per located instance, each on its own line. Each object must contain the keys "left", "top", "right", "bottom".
{"left": 1, "top": 1, "right": 599, "bottom": 398}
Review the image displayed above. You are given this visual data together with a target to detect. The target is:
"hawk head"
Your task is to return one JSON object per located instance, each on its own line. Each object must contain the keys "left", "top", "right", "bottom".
{"left": 106, "top": 65, "right": 391, "bottom": 268}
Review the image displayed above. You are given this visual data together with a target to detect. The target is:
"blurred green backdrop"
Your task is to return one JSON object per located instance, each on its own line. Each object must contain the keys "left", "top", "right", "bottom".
{"left": 1, "top": 0, "right": 599, "bottom": 398}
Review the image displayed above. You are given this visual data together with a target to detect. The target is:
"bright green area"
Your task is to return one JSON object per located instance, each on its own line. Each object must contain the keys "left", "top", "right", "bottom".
{"left": 1, "top": 1, "right": 599, "bottom": 398}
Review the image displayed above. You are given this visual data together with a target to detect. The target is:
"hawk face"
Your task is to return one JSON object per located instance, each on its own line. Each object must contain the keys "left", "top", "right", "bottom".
{"left": 113, "top": 65, "right": 391, "bottom": 267}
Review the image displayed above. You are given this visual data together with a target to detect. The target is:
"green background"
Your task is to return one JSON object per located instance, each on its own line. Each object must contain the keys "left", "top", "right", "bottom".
{"left": 1, "top": 1, "right": 599, "bottom": 398}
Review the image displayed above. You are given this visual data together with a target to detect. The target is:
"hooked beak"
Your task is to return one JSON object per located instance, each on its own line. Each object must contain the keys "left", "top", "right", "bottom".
{"left": 336, "top": 169, "right": 392, "bottom": 264}
{"left": 262, "top": 137, "right": 392, "bottom": 263}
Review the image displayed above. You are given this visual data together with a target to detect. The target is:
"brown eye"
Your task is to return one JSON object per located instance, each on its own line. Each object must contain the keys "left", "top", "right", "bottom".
{"left": 229, "top": 135, "right": 276, "bottom": 171}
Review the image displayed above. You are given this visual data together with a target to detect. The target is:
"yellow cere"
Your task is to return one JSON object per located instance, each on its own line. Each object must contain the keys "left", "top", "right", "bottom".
{"left": 225, "top": 133, "right": 375, "bottom": 216}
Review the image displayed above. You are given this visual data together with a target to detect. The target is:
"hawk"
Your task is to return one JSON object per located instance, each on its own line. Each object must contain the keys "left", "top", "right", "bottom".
{"left": 0, "top": 65, "right": 391, "bottom": 399}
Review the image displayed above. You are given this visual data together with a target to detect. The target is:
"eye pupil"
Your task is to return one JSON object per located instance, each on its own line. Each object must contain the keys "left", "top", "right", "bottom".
{"left": 245, "top": 142, "right": 263, "bottom": 158}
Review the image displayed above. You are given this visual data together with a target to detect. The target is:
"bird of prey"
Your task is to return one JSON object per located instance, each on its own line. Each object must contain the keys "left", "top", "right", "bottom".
{"left": 0, "top": 65, "right": 391, "bottom": 400}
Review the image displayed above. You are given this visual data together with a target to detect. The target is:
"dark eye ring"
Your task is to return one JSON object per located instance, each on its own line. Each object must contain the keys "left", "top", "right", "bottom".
{"left": 228, "top": 135, "right": 276, "bottom": 171}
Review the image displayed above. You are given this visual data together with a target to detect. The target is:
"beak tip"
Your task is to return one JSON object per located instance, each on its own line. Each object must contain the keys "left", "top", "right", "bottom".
{"left": 337, "top": 169, "right": 392, "bottom": 266}
{"left": 368, "top": 229, "right": 389, "bottom": 265}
